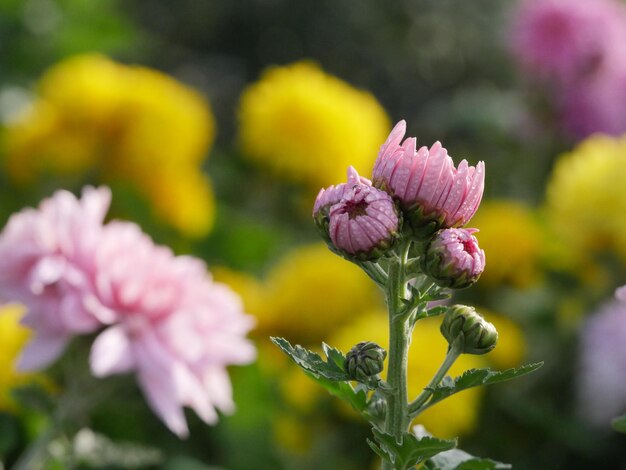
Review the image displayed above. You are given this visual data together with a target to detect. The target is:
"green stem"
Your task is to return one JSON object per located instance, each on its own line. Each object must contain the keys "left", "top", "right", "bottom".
{"left": 407, "top": 339, "right": 462, "bottom": 418}
{"left": 382, "top": 243, "right": 411, "bottom": 470}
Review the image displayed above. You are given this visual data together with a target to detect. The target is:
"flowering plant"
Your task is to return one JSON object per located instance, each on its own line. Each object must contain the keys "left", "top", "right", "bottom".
{"left": 272, "top": 120, "right": 542, "bottom": 469}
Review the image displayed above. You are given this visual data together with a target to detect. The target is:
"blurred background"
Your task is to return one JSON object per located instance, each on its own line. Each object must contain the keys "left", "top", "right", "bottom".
{"left": 1, "top": 0, "right": 626, "bottom": 468}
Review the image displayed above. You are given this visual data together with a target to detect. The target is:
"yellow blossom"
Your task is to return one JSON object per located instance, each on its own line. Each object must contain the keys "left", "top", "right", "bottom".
{"left": 238, "top": 61, "right": 391, "bottom": 189}
{"left": 328, "top": 311, "right": 486, "bottom": 438}
{"left": 0, "top": 304, "right": 42, "bottom": 412}
{"left": 4, "top": 54, "right": 216, "bottom": 237}
{"left": 545, "top": 135, "right": 626, "bottom": 262}
{"left": 262, "top": 243, "right": 384, "bottom": 343}
{"left": 472, "top": 200, "right": 543, "bottom": 288}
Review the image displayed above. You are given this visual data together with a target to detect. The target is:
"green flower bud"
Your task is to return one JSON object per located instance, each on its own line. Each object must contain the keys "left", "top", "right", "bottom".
{"left": 440, "top": 305, "right": 498, "bottom": 355}
{"left": 345, "top": 341, "right": 387, "bottom": 380}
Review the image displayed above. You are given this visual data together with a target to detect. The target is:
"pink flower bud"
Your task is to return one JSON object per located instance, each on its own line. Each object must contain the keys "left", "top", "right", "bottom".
{"left": 313, "top": 167, "right": 400, "bottom": 260}
{"left": 422, "top": 228, "right": 485, "bottom": 289}
{"left": 313, "top": 166, "right": 372, "bottom": 230}
{"left": 372, "top": 121, "right": 485, "bottom": 238}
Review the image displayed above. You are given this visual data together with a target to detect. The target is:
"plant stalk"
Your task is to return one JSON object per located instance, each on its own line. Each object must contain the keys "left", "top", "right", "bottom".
{"left": 381, "top": 243, "right": 411, "bottom": 470}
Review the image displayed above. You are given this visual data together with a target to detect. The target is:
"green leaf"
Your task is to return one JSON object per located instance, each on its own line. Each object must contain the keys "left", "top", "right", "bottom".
{"left": 271, "top": 337, "right": 369, "bottom": 413}
{"left": 367, "top": 438, "right": 392, "bottom": 464}
{"left": 425, "top": 447, "right": 511, "bottom": 470}
{"left": 270, "top": 337, "right": 349, "bottom": 381}
{"left": 426, "top": 362, "right": 543, "bottom": 408}
{"left": 612, "top": 413, "right": 626, "bottom": 433}
{"left": 421, "top": 291, "right": 451, "bottom": 302}
{"left": 422, "top": 305, "right": 448, "bottom": 318}
{"left": 371, "top": 429, "right": 456, "bottom": 470}
{"left": 455, "top": 459, "right": 512, "bottom": 470}
{"left": 305, "top": 371, "right": 369, "bottom": 413}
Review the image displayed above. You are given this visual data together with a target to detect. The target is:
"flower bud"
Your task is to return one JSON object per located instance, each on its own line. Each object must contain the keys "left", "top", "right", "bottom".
{"left": 313, "top": 166, "right": 372, "bottom": 241}
{"left": 314, "top": 167, "right": 400, "bottom": 261}
{"left": 422, "top": 228, "right": 485, "bottom": 289}
{"left": 345, "top": 341, "right": 387, "bottom": 380}
{"left": 372, "top": 121, "right": 484, "bottom": 239}
{"left": 440, "top": 305, "right": 498, "bottom": 355}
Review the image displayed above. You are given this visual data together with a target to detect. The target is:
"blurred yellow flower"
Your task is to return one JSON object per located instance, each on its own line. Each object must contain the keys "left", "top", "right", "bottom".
{"left": 273, "top": 412, "right": 313, "bottom": 455}
{"left": 328, "top": 311, "right": 487, "bottom": 438}
{"left": 216, "top": 244, "right": 383, "bottom": 343}
{"left": 238, "top": 61, "right": 391, "bottom": 189}
{"left": 545, "top": 135, "right": 626, "bottom": 262}
{"left": 4, "top": 54, "right": 216, "bottom": 237}
{"left": 262, "top": 243, "right": 384, "bottom": 343}
{"left": 0, "top": 304, "right": 40, "bottom": 411}
{"left": 472, "top": 200, "right": 543, "bottom": 288}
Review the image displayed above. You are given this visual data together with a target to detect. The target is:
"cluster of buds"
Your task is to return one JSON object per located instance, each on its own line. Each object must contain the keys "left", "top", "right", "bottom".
{"left": 313, "top": 120, "right": 486, "bottom": 290}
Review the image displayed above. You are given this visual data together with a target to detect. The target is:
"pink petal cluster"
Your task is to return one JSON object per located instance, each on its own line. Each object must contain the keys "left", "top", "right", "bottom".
{"left": 510, "top": 0, "right": 626, "bottom": 138}
{"left": 0, "top": 187, "right": 256, "bottom": 437}
{"left": 578, "top": 300, "right": 626, "bottom": 427}
{"left": 314, "top": 167, "right": 399, "bottom": 259}
{"left": 372, "top": 120, "right": 484, "bottom": 230}
{"left": 0, "top": 187, "right": 112, "bottom": 370}
{"left": 422, "top": 228, "right": 485, "bottom": 289}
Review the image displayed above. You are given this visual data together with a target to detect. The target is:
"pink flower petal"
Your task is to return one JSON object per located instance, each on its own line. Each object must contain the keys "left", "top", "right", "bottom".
{"left": 90, "top": 325, "right": 135, "bottom": 377}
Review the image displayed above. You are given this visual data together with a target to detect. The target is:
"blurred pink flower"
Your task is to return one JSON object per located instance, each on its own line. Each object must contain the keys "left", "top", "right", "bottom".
{"left": 372, "top": 120, "right": 484, "bottom": 236}
{"left": 0, "top": 187, "right": 113, "bottom": 370}
{"left": 0, "top": 186, "right": 256, "bottom": 437}
{"left": 89, "top": 221, "right": 256, "bottom": 437}
{"left": 422, "top": 228, "right": 485, "bottom": 289}
{"left": 510, "top": 0, "right": 626, "bottom": 85}
{"left": 326, "top": 169, "right": 399, "bottom": 259}
{"left": 578, "top": 300, "right": 626, "bottom": 427}
{"left": 616, "top": 285, "right": 626, "bottom": 302}
{"left": 558, "top": 69, "right": 626, "bottom": 138}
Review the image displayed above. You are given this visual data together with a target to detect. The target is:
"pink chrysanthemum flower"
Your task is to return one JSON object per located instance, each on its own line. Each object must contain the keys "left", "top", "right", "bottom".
{"left": 510, "top": 0, "right": 626, "bottom": 85}
{"left": 578, "top": 300, "right": 626, "bottom": 427}
{"left": 0, "top": 187, "right": 113, "bottom": 370}
{"left": 89, "top": 221, "right": 256, "bottom": 437}
{"left": 422, "top": 228, "right": 485, "bottom": 289}
{"left": 372, "top": 120, "right": 484, "bottom": 238}
{"left": 314, "top": 166, "right": 400, "bottom": 260}
{"left": 617, "top": 285, "right": 626, "bottom": 302}
{"left": 0, "top": 186, "right": 256, "bottom": 438}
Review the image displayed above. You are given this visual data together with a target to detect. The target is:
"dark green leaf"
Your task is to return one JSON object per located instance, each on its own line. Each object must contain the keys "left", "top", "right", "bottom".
{"left": 372, "top": 429, "right": 456, "bottom": 470}
{"left": 303, "top": 371, "right": 368, "bottom": 413}
{"left": 426, "top": 363, "right": 543, "bottom": 408}
{"left": 612, "top": 413, "right": 626, "bottom": 433}
{"left": 271, "top": 338, "right": 385, "bottom": 412}
{"left": 423, "top": 305, "right": 448, "bottom": 318}
{"left": 426, "top": 447, "right": 511, "bottom": 470}
{"left": 270, "top": 337, "right": 349, "bottom": 381}
{"left": 323, "top": 342, "right": 347, "bottom": 371}
{"left": 367, "top": 438, "right": 392, "bottom": 464}
{"left": 421, "top": 291, "right": 451, "bottom": 302}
